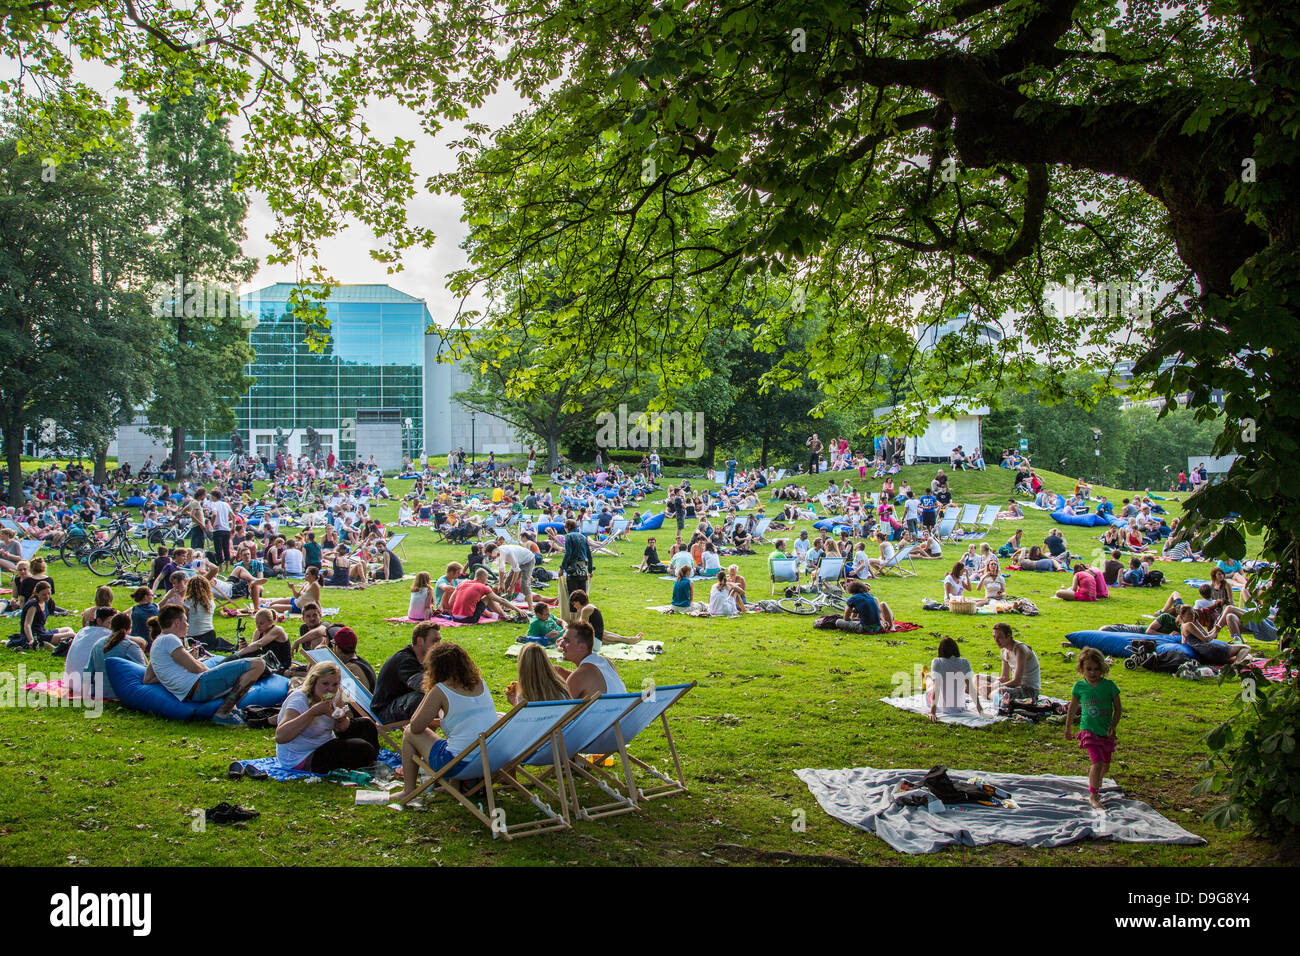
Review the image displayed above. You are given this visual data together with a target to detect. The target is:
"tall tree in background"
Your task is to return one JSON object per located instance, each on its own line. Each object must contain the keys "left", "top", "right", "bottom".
{"left": 0, "top": 125, "right": 160, "bottom": 502}
{"left": 141, "top": 88, "right": 255, "bottom": 472}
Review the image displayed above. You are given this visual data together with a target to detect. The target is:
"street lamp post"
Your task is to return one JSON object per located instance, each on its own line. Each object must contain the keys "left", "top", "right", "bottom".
{"left": 471, "top": 412, "right": 477, "bottom": 466}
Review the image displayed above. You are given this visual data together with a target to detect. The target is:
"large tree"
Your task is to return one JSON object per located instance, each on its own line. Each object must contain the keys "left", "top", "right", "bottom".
{"left": 140, "top": 88, "right": 256, "bottom": 472}
{"left": 0, "top": 125, "right": 160, "bottom": 502}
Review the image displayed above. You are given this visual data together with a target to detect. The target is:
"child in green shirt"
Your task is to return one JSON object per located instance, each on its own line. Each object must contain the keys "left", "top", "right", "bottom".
{"left": 526, "top": 603, "right": 564, "bottom": 646}
{"left": 1065, "top": 647, "right": 1123, "bottom": 810}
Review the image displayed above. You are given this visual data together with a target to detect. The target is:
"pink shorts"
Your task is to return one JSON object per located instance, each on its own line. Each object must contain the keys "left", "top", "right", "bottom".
{"left": 1073, "top": 590, "right": 1096, "bottom": 602}
{"left": 1077, "top": 730, "right": 1116, "bottom": 765}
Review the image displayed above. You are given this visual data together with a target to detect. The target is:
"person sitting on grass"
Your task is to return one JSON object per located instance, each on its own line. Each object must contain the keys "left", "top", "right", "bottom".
{"left": 977, "top": 562, "right": 1005, "bottom": 605}
{"left": 638, "top": 536, "right": 667, "bottom": 574}
{"left": 407, "top": 571, "right": 434, "bottom": 622}
{"left": 142, "top": 605, "right": 267, "bottom": 726}
{"left": 1175, "top": 605, "right": 1252, "bottom": 666}
{"left": 522, "top": 602, "right": 565, "bottom": 646}
{"left": 261, "top": 566, "right": 322, "bottom": 616}
{"left": 1120, "top": 555, "right": 1147, "bottom": 586}
{"left": 727, "top": 565, "right": 748, "bottom": 605}
{"left": 181, "top": 576, "right": 234, "bottom": 653}
{"left": 433, "top": 561, "right": 463, "bottom": 616}
{"left": 275, "top": 660, "right": 379, "bottom": 773}
{"left": 448, "top": 568, "right": 526, "bottom": 624}
{"left": 976, "top": 622, "right": 1041, "bottom": 704}
{"left": 395, "top": 641, "right": 497, "bottom": 803}
{"left": 669, "top": 563, "right": 698, "bottom": 613}
{"left": 368, "top": 621, "right": 442, "bottom": 724}
{"left": 1055, "top": 563, "right": 1100, "bottom": 602}
{"left": 228, "top": 608, "right": 293, "bottom": 673}
{"left": 707, "top": 570, "right": 741, "bottom": 617}
{"left": 927, "top": 637, "right": 983, "bottom": 722}
{"left": 834, "top": 579, "right": 894, "bottom": 634}
{"left": 86, "top": 612, "right": 147, "bottom": 701}
{"left": 943, "top": 561, "right": 971, "bottom": 603}
{"left": 79, "top": 585, "right": 116, "bottom": 628}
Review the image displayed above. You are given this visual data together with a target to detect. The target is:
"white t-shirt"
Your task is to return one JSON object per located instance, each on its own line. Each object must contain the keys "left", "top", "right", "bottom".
{"left": 497, "top": 544, "right": 534, "bottom": 570}
{"left": 904, "top": 498, "right": 920, "bottom": 520}
{"left": 931, "top": 656, "right": 974, "bottom": 712}
{"left": 150, "top": 633, "right": 201, "bottom": 700}
{"left": 708, "top": 585, "right": 738, "bottom": 617}
{"left": 64, "top": 625, "right": 111, "bottom": 696}
{"left": 206, "top": 500, "right": 233, "bottom": 532}
{"left": 943, "top": 574, "right": 966, "bottom": 599}
{"left": 284, "top": 548, "right": 305, "bottom": 575}
{"left": 408, "top": 588, "right": 431, "bottom": 620}
{"left": 852, "top": 550, "right": 870, "bottom": 575}
{"left": 701, "top": 550, "right": 722, "bottom": 572}
{"left": 183, "top": 598, "right": 215, "bottom": 636}
{"left": 982, "top": 575, "right": 1006, "bottom": 600}
{"left": 275, "top": 689, "right": 338, "bottom": 769}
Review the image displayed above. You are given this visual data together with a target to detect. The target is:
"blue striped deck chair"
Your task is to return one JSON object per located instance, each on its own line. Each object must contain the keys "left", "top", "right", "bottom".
{"left": 815, "top": 556, "right": 846, "bottom": 590}
{"left": 19, "top": 539, "right": 42, "bottom": 560}
{"left": 959, "top": 505, "right": 999, "bottom": 540}
{"left": 878, "top": 543, "right": 917, "bottom": 577}
{"left": 0, "top": 517, "right": 24, "bottom": 536}
{"left": 304, "top": 647, "right": 404, "bottom": 750}
{"left": 770, "top": 557, "right": 799, "bottom": 594}
{"left": 526, "top": 692, "right": 643, "bottom": 821}
{"left": 569, "top": 682, "right": 696, "bottom": 817}
{"left": 751, "top": 515, "right": 773, "bottom": 542}
{"left": 610, "top": 518, "right": 633, "bottom": 540}
{"left": 773, "top": 469, "right": 786, "bottom": 481}
{"left": 979, "top": 504, "right": 999, "bottom": 527}
{"left": 579, "top": 518, "right": 599, "bottom": 536}
{"left": 938, "top": 506, "right": 961, "bottom": 540}
{"left": 396, "top": 697, "right": 586, "bottom": 839}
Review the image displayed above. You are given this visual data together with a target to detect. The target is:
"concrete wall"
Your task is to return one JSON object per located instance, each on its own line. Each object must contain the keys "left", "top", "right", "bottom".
{"left": 354, "top": 423, "right": 405, "bottom": 471}
{"left": 421, "top": 336, "right": 525, "bottom": 460}
{"left": 115, "top": 423, "right": 173, "bottom": 471}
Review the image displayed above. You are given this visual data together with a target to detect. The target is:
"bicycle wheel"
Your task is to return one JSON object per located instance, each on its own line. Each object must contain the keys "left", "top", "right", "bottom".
{"left": 59, "top": 537, "right": 91, "bottom": 568}
{"left": 778, "top": 596, "right": 818, "bottom": 615}
{"left": 87, "top": 548, "right": 123, "bottom": 577}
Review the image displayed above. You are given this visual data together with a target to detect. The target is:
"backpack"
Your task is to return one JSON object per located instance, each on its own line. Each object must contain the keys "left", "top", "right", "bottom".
{"left": 1143, "top": 569, "right": 1165, "bottom": 587}
{"left": 531, "top": 566, "right": 555, "bottom": 583}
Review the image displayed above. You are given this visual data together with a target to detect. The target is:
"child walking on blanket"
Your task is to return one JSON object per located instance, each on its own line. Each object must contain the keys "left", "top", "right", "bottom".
{"left": 1064, "top": 647, "right": 1123, "bottom": 810}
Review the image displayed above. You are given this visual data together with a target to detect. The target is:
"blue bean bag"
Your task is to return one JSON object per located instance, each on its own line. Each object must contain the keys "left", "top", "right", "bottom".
{"left": 636, "top": 512, "right": 664, "bottom": 531}
{"left": 602, "top": 489, "right": 618, "bottom": 499}
{"left": 105, "top": 658, "right": 289, "bottom": 721}
{"left": 124, "top": 496, "right": 146, "bottom": 508}
{"left": 812, "top": 518, "right": 837, "bottom": 531}
{"left": 1065, "top": 630, "right": 1197, "bottom": 660}
{"left": 1051, "top": 510, "right": 1109, "bottom": 528}
{"left": 537, "top": 522, "right": 565, "bottom": 534}
{"left": 169, "top": 493, "right": 184, "bottom": 502}
{"left": 397, "top": 474, "right": 419, "bottom": 479}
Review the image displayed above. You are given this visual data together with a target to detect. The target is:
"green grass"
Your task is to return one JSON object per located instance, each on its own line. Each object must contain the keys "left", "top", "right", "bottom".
{"left": 0, "top": 464, "right": 1293, "bottom": 867}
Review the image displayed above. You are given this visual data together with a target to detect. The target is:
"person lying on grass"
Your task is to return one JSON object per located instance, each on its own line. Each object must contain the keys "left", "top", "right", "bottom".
{"left": 261, "top": 566, "right": 322, "bottom": 616}
{"left": 276, "top": 660, "right": 379, "bottom": 773}
{"left": 396, "top": 641, "right": 497, "bottom": 802}
{"left": 834, "top": 579, "right": 894, "bottom": 634}
{"left": 927, "top": 637, "right": 982, "bottom": 722}
{"left": 448, "top": 568, "right": 527, "bottom": 624}
{"left": 1012, "top": 545, "right": 1065, "bottom": 572}
{"left": 568, "top": 588, "right": 641, "bottom": 644}
{"left": 142, "top": 605, "right": 267, "bottom": 726}
{"left": 976, "top": 622, "right": 1041, "bottom": 703}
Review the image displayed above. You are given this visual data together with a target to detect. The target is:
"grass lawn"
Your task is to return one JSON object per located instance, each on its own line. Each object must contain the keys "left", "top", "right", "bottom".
{"left": 0, "top": 464, "right": 1293, "bottom": 867}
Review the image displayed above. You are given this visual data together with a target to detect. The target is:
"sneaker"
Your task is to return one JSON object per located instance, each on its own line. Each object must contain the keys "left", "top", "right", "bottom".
{"left": 212, "top": 710, "right": 247, "bottom": 727}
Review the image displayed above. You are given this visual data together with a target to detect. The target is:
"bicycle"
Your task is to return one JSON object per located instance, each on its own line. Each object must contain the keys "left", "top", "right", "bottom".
{"left": 58, "top": 527, "right": 97, "bottom": 568}
{"left": 778, "top": 582, "right": 849, "bottom": 615}
{"left": 86, "top": 517, "right": 150, "bottom": 577}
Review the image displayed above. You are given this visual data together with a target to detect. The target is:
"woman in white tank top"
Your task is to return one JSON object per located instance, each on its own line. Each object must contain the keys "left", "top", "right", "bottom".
{"left": 396, "top": 642, "right": 498, "bottom": 804}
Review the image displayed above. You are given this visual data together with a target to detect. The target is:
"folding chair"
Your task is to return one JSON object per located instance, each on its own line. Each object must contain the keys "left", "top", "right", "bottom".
{"left": 19, "top": 539, "right": 42, "bottom": 560}
{"left": 395, "top": 697, "right": 585, "bottom": 840}
{"left": 304, "top": 647, "right": 404, "bottom": 750}
{"left": 877, "top": 543, "right": 917, "bottom": 577}
{"left": 610, "top": 518, "right": 633, "bottom": 540}
{"left": 525, "top": 693, "right": 643, "bottom": 820}
{"left": 565, "top": 682, "right": 696, "bottom": 818}
{"left": 385, "top": 532, "right": 409, "bottom": 560}
{"left": 773, "top": 469, "right": 786, "bottom": 481}
{"left": 979, "top": 504, "right": 999, "bottom": 527}
{"left": 751, "top": 516, "right": 773, "bottom": 543}
{"left": 938, "top": 506, "right": 961, "bottom": 540}
{"left": 579, "top": 519, "right": 599, "bottom": 536}
{"left": 770, "top": 557, "right": 799, "bottom": 594}
{"left": 0, "top": 517, "right": 25, "bottom": 537}
{"left": 815, "top": 556, "right": 846, "bottom": 590}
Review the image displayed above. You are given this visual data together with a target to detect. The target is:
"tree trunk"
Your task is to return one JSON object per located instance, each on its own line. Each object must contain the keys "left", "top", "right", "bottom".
{"left": 93, "top": 444, "right": 109, "bottom": 485}
{"left": 5, "top": 425, "right": 24, "bottom": 506}
{"left": 172, "top": 426, "right": 185, "bottom": 476}
{"left": 546, "top": 433, "right": 559, "bottom": 471}
{"left": 760, "top": 434, "right": 769, "bottom": 469}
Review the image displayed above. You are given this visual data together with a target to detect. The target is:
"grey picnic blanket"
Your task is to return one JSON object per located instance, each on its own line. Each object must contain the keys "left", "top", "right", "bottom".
{"left": 794, "top": 766, "right": 1206, "bottom": 854}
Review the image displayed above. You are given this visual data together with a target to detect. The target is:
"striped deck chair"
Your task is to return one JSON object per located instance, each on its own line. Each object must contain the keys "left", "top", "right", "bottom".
{"left": 770, "top": 557, "right": 799, "bottom": 594}
{"left": 565, "top": 682, "right": 696, "bottom": 818}
{"left": 877, "top": 543, "right": 917, "bottom": 577}
{"left": 610, "top": 518, "right": 633, "bottom": 540}
{"left": 579, "top": 519, "right": 599, "bottom": 536}
{"left": 396, "top": 697, "right": 586, "bottom": 839}
{"left": 385, "top": 532, "right": 409, "bottom": 560}
{"left": 815, "top": 556, "right": 846, "bottom": 591}
{"left": 751, "top": 515, "right": 774, "bottom": 543}
{"left": 938, "top": 506, "right": 961, "bottom": 540}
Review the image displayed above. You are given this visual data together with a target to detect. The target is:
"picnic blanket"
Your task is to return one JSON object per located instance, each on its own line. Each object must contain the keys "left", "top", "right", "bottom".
{"left": 234, "top": 749, "right": 402, "bottom": 784}
{"left": 505, "top": 641, "right": 664, "bottom": 661}
{"left": 658, "top": 574, "right": 716, "bottom": 582}
{"left": 1184, "top": 578, "right": 1241, "bottom": 590}
{"left": 795, "top": 766, "right": 1206, "bottom": 854}
{"left": 880, "top": 692, "right": 1067, "bottom": 728}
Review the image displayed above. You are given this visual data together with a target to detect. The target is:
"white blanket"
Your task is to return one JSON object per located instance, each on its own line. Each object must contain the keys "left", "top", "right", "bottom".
{"left": 880, "top": 692, "right": 1000, "bottom": 728}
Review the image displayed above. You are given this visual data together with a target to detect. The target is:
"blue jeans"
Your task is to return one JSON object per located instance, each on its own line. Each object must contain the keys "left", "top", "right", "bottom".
{"left": 191, "top": 659, "right": 255, "bottom": 701}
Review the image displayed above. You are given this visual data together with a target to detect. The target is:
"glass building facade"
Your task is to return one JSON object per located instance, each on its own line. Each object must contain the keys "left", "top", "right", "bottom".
{"left": 187, "top": 284, "right": 427, "bottom": 462}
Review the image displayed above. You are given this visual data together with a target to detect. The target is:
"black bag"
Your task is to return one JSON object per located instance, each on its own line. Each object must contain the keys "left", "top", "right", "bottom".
{"left": 532, "top": 566, "right": 554, "bottom": 583}
{"left": 1144, "top": 569, "right": 1165, "bottom": 587}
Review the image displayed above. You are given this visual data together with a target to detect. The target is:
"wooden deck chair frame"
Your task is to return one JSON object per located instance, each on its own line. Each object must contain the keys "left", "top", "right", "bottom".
{"left": 751, "top": 516, "right": 774, "bottom": 543}
{"left": 303, "top": 647, "right": 406, "bottom": 750}
{"left": 878, "top": 543, "right": 917, "bottom": 577}
{"left": 524, "top": 692, "right": 644, "bottom": 820}
{"left": 815, "top": 556, "right": 846, "bottom": 591}
{"left": 770, "top": 557, "right": 799, "bottom": 595}
{"left": 385, "top": 532, "right": 409, "bottom": 560}
{"left": 568, "top": 682, "right": 696, "bottom": 817}
{"left": 397, "top": 697, "right": 586, "bottom": 839}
